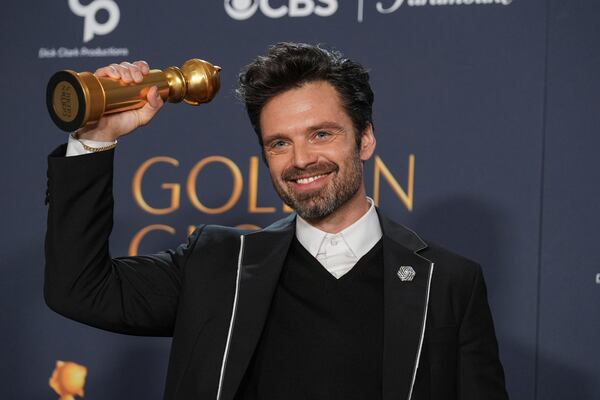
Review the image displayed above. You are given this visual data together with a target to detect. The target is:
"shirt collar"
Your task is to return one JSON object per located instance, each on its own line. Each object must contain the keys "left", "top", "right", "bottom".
{"left": 295, "top": 197, "right": 383, "bottom": 259}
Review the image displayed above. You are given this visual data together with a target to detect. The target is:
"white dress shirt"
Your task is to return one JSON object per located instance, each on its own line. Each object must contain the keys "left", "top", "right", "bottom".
{"left": 295, "top": 198, "right": 383, "bottom": 279}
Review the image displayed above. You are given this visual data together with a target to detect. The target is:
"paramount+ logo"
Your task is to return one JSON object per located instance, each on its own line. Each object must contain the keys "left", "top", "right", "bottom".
{"left": 224, "top": 0, "right": 338, "bottom": 20}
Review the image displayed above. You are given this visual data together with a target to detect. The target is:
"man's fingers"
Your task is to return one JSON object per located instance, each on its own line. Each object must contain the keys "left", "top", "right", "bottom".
{"left": 120, "top": 61, "right": 144, "bottom": 83}
{"left": 95, "top": 65, "right": 120, "bottom": 79}
{"left": 110, "top": 63, "right": 133, "bottom": 83}
{"left": 133, "top": 60, "right": 150, "bottom": 75}
{"left": 94, "top": 61, "right": 150, "bottom": 83}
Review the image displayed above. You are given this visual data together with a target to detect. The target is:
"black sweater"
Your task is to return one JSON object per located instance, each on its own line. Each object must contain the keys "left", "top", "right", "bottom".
{"left": 236, "top": 237, "right": 384, "bottom": 400}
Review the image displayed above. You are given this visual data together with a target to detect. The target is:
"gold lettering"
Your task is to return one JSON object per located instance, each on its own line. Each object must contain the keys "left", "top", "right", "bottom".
{"left": 187, "top": 156, "right": 243, "bottom": 214}
{"left": 282, "top": 203, "right": 294, "bottom": 213}
{"left": 128, "top": 224, "right": 176, "bottom": 256}
{"left": 132, "top": 157, "right": 180, "bottom": 215}
{"left": 248, "top": 156, "right": 276, "bottom": 213}
{"left": 373, "top": 155, "right": 415, "bottom": 211}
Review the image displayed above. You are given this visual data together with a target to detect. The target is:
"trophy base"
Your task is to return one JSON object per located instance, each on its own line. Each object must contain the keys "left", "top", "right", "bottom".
{"left": 46, "top": 70, "right": 88, "bottom": 132}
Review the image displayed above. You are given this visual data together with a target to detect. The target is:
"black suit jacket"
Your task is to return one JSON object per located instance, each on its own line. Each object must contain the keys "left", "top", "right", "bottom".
{"left": 45, "top": 145, "right": 508, "bottom": 400}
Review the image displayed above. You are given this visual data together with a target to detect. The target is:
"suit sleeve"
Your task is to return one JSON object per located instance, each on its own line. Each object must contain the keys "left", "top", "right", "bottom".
{"left": 44, "top": 144, "right": 203, "bottom": 337}
{"left": 458, "top": 265, "right": 509, "bottom": 400}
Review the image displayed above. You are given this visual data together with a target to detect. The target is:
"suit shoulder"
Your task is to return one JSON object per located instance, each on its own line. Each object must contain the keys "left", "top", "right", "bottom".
{"left": 189, "top": 214, "right": 294, "bottom": 248}
{"left": 193, "top": 224, "right": 254, "bottom": 246}
{"left": 418, "top": 240, "right": 490, "bottom": 318}
{"left": 420, "top": 239, "right": 482, "bottom": 283}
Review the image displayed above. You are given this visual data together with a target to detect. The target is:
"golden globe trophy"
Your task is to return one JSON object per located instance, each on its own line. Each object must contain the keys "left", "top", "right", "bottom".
{"left": 46, "top": 59, "right": 221, "bottom": 132}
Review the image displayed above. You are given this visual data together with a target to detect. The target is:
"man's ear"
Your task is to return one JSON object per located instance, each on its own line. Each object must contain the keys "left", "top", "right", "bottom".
{"left": 359, "top": 123, "right": 376, "bottom": 161}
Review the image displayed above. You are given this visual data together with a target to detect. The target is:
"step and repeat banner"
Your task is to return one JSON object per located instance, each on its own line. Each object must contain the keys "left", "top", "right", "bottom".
{"left": 1, "top": 0, "right": 598, "bottom": 399}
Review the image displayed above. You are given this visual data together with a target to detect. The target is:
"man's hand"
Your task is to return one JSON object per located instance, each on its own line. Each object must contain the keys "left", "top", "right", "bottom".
{"left": 75, "top": 61, "right": 164, "bottom": 142}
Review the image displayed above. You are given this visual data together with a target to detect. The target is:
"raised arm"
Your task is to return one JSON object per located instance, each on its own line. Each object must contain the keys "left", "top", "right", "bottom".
{"left": 44, "top": 61, "right": 195, "bottom": 336}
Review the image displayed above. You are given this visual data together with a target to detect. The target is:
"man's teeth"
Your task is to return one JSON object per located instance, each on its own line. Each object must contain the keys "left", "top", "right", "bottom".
{"left": 296, "top": 174, "right": 325, "bottom": 184}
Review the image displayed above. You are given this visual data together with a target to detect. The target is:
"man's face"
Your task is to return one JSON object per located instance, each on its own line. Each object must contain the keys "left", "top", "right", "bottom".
{"left": 260, "top": 81, "right": 375, "bottom": 220}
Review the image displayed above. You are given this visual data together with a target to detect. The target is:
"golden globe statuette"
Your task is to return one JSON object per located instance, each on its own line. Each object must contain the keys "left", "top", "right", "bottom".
{"left": 46, "top": 59, "right": 221, "bottom": 132}
{"left": 49, "top": 360, "right": 87, "bottom": 400}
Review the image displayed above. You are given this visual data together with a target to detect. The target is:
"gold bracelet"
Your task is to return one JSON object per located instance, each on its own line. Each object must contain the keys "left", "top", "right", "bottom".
{"left": 72, "top": 132, "right": 117, "bottom": 153}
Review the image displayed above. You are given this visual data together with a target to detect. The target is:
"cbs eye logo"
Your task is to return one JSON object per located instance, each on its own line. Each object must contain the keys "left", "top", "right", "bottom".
{"left": 224, "top": 0, "right": 338, "bottom": 20}
{"left": 68, "top": 0, "right": 120, "bottom": 43}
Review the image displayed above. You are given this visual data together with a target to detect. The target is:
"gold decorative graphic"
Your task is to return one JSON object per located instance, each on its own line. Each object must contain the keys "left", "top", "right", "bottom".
{"left": 373, "top": 155, "right": 415, "bottom": 211}
{"left": 187, "top": 156, "right": 243, "bottom": 214}
{"left": 49, "top": 360, "right": 87, "bottom": 400}
{"left": 132, "top": 156, "right": 181, "bottom": 215}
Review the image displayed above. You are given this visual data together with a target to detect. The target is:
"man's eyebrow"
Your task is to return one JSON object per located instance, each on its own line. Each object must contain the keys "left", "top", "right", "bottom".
{"left": 306, "top": 121, "right": 346, "bottom": 132}
{"left": 262, "top": 133, "right": 288, "bottom": 145}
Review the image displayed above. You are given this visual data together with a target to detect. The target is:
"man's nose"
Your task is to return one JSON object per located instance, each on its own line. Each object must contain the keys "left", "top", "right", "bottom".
{"left": 292, "top": 142, "right": 318, "bottom": 169}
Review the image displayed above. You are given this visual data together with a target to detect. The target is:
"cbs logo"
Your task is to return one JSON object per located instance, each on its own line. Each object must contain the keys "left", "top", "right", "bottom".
{"left": 224, "top": 0, "right": 338, "bottom": 20}
{"left": 68, "top": 0, "right": 120, "bottom": 43}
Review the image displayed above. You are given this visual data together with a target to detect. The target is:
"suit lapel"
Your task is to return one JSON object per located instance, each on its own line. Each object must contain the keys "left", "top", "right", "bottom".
{"left": 379, "top": 212, "right": 434, "bottom": 400}
{"left": 218, "top": 214, "right": 295, "bottom": 400}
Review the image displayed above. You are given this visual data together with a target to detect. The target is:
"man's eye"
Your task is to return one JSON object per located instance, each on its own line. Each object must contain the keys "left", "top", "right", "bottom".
{"left": 269, "top": 140, "right": 288, "bottom": 150}
{"left": 315, "top": 131, "right": 331, "bottom": 139}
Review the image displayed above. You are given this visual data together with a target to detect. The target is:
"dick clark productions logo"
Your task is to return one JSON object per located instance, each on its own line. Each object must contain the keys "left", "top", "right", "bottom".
{"left": 224, "top": 0, "right": 338, "bottom": 20}
{"left": 68, "top": 0, "right": 120, "bottom": 42}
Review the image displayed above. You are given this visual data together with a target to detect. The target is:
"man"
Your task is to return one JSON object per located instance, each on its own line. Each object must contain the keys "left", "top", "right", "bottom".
{"left": 45, "top": 42, "right": 508, "bottom": 400}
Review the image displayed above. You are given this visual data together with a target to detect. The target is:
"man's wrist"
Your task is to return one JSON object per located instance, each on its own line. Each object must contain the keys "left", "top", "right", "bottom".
{"left": 66, "top": 133, "right": 117, "bottom": 156}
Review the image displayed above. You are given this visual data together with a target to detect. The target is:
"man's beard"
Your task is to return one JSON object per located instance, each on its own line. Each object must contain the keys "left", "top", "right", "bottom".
{"left": 271, "top": 150, "right": 363, "bottom": 220}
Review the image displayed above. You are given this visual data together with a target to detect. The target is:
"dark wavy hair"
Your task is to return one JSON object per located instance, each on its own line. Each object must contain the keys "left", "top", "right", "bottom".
{"left": 237, "top": 42, "right": 374, "bottom": 147}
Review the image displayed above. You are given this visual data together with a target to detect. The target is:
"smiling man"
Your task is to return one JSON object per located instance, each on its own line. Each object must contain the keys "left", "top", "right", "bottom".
{"left": 261, "top": 80, "right": 374, "bottom": 231}
{"left": 45, "top": 42, "right": 509, "bottom": 400}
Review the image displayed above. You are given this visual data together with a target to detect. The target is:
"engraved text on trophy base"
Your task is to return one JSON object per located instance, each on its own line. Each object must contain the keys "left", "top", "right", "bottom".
{"left": 52, "top": 82, "right": 79, "bottom": 123}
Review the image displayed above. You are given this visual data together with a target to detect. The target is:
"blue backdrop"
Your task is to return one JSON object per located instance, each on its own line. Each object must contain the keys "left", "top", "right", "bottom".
{"left": 1, "top": 1, "right": 598, "bottom": 399}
